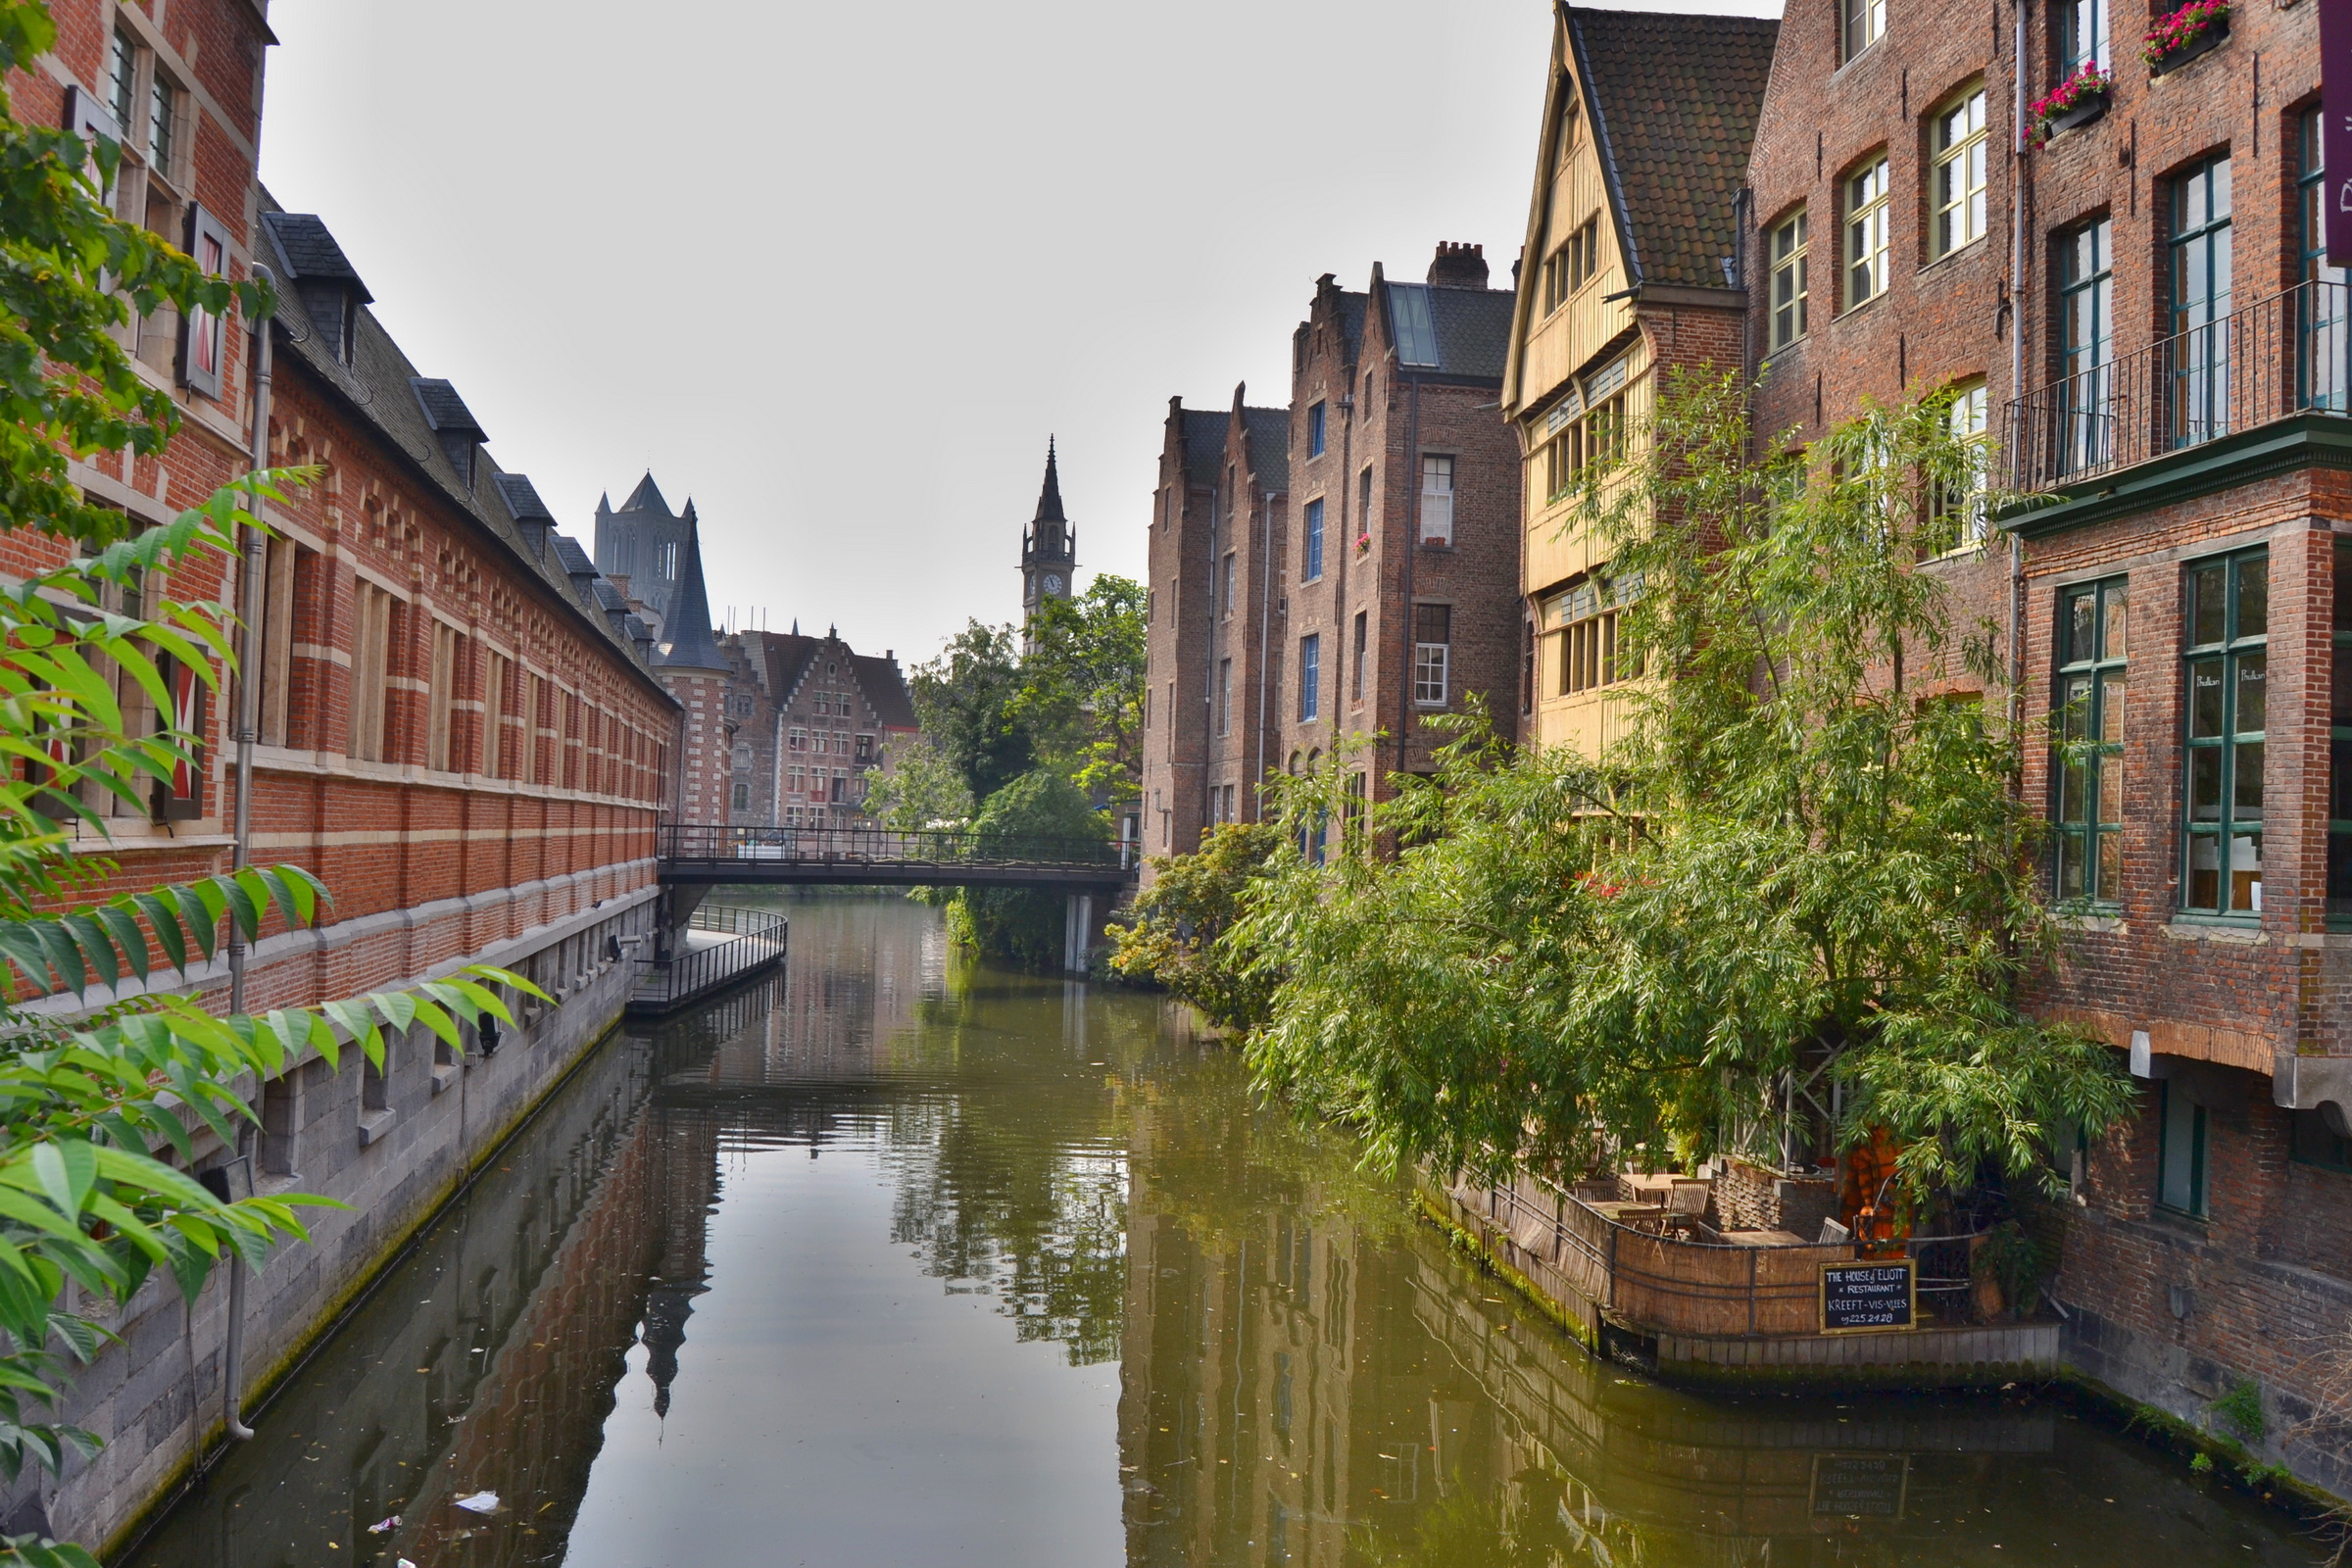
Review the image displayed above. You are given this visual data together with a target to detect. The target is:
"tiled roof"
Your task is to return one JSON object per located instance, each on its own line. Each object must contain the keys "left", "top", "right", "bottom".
{"left": 411, "top": 378, "right": 485, "bottom": 438}
{"left": 1568, "top": 7, "right": 1779, "bottom": 290}
{"left": 852, "top": 655, "right": 919, "bottom": 730}
{"left": 1424, "top": 285, "right": 1517, "bottom": 380}
{"left": 1242, "top": 406, "right": 1290, "bottom": 491}
{"left": 493, "top": 472, "right": 554, "bottom": 523}
{"left": 257, "top": 211, "right": 371, "bottom": 301}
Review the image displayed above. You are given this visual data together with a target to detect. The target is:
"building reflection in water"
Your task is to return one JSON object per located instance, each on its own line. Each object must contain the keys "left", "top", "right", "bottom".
{"left": 122, "top": 896, "right": 2314, "bottom": 1568}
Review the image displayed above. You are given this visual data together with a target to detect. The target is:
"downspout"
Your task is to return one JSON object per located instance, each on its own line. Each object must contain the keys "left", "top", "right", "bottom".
{"left": 1396, "top": 373, "right": 1422, "bottom": 779}
{"left": 1253, "top": 487, "right": 1274, "bottom": 818}
{"left": 2008, "top": 0, "right": 2031, "bottom": 744}
{"left": 220, "top": 268, "right": 276, "bottom": 1446}
{"left": 1200, "top": 474, "right": 1218, "bottom": 840}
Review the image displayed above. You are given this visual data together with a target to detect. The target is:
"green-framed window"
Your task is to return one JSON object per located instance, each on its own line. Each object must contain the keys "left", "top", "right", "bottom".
{"left": 2054, "top": 577, "right": 2128, "bottom": 904}
{"left": 2158, "top": 1082, "right": 2208, "bottom": 1216}
{"left": 2182, "top": 549, "right": 2266, "bottom": 914}
{"left": 2331, "top": 537, "right": 2352, "bottom": 918}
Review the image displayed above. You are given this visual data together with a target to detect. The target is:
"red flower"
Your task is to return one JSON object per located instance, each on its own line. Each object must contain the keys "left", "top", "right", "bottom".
{"left": 2141, "top": 0, "right": 2229, "bottom": 68}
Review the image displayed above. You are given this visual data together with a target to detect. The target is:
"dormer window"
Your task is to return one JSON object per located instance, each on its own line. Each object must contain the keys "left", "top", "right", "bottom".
{"left": 411, "top": 378, "right": 487, "bottom": 489}
{"left": 261, "top": 212, "right": 374, "bottom": 368}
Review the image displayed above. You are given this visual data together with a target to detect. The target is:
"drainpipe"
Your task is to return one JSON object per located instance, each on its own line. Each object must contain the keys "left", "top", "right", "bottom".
{"left": 1199, "top": 473, "right": 1219, "bottom": 841}
{"left": 1396, "top": 373, "right": 1422, "bottom": 779}
{"left": 220, "top": 269, "right": 276, "bottom": 1445}
{"left": 2008, "top": 0, "right": 2031, "bottom": 741}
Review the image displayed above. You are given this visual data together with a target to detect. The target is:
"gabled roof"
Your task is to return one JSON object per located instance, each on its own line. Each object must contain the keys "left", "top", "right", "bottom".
{"left": 1242, "top": 405, "right": 1290, "bottom": 491}
{"left": 1379, "top": 274, "right": 1516, "bottom": 383}
{"left": 1180, "top": 409, "right": 1228, "bottom": 487}
{"left": 1567, "top": 5, "right": 1779, "bottom": 291}
{"left": 761, "top": 632, "right": 821, "bottom": 698}
{"left": 258, "top": 212, "right": 372, "bottom": 302}
{"left": 255, "top": 189, "right": 670, "bottom": 705}
{"left": 852, "top": 655, "right": 919, "bottom": 730}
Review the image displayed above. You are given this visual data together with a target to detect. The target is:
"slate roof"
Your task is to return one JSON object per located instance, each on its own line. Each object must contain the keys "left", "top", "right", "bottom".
{"left": 618, "top": 472, "right": 671, "bottom": 515}
{"left": 1567, "top": 6, "right": 1779, "bottom": 290}
{"left": 255, "top": 190, "right": 670, "bottom": 704}
{"left": 656, "top": 525, "right": 726, "bottom": 670}
{"left": 853, "top": 655, "right": 919, "bottom": 730}
{"left": 493, "top": 472, "right": 555, "bottom": 524}
{"left": 257, "top": 211, "right": 371, "bottom": 301}
{"left": 760, "top": 632, "right": 821, "bottom": 699}
{"left": 1033, "top": 439, "right": 1066, "bottom": 522}
{"left": 1181, "top": 410, "right": 1228, "bottom": 487}
{"left": 411, "top": 378, "right": 484, "bottom": 437}
{"left": 1388, "top": 282, "right": 1517, "bottom": 382}
{"left": 1242, "top": 406, "right": 1291, "bottom": 491}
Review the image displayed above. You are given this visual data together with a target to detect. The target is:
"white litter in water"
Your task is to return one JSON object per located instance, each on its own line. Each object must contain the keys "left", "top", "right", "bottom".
{"left": 398, "top": 1560, "right": 417, "bottom": 1568}
{"left": 367, "top": 1514, "right": 401, "bottom": 1534}
{"left": 454, "top": 1492, "right": 501, "bottom": 1514}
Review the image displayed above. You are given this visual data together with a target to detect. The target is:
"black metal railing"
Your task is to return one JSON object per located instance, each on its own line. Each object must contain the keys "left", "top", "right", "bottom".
{"left": 2005, "top": 277, "right": 2351, "bottom": 492}
{"left": 660, "top": 823, "right": 1134, "bottom": 873}
{"left": 631, "top": 905, "right": 788, "bottom": 1010}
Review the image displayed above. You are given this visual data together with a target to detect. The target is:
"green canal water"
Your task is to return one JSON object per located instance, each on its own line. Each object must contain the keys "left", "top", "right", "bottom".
{"left": 122, "top": 894, "right": 2324, "bottom": 1567}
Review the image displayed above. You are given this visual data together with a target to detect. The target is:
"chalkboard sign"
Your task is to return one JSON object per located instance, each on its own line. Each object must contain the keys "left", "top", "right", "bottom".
{"left": 1810, "top": 1452, "right": 1909, "bottom": 1519}
{"left": 1819, "top": 1260, "right": 1916, "bottom": 1333}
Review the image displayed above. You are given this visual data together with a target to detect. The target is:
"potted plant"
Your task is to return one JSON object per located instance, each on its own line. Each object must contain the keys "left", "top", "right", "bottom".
{"left": 2032, "top": 62, "right": 2115, "bottom": 141}
{"left": 1354, "top": 531, "right": 1370, "bottom": 554}
{"left": 2144, "top": 0, "right": 2230, "bottom": 75}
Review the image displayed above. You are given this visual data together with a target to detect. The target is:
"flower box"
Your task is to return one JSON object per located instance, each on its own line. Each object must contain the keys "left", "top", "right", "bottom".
{"left": 2031, "top": 64, "right": 2115, "bottom": 143}
{"left": 2144, "top": 1, "right": 2229, "bottom": 75}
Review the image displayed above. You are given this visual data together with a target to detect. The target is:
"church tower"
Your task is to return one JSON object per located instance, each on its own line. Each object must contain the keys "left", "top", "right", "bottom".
{"left": 1020, "top": 439, "right": 1077, "bottom": 623}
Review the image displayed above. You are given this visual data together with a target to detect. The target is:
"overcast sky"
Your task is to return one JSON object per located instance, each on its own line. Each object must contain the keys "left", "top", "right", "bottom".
{"left": 256, "top": 0, "right": 1777, "bottom": 666}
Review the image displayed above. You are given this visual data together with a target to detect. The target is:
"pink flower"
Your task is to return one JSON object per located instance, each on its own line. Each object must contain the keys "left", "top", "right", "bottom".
{"left": 1355, "top": 532, "right": 1370, "bottom": 551}
{"left": 2141, "top": 0, "right": 2229, "bottom": 68}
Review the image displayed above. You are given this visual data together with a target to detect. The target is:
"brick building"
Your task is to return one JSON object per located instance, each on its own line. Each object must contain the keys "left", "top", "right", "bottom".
{"left": 1141, "top": 245, "right": 1523, "bottom": 866}
{"left": 6, "top": 2, "right": 688, "bottom": 1544}
{"left": 1502, "top": 6, "right": 1777, "bottom": 757}
{"left": 1740, "top": 0, "right": 2352, "bottom": 1492}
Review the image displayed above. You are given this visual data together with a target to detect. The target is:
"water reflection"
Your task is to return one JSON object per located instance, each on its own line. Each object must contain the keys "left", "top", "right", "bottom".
{"left": 122, "top": 895, "right": 2319, "bottom": 1568}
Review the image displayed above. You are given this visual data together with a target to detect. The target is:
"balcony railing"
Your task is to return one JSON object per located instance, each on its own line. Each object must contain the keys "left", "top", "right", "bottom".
{"left": 2004, "top": 277, "right": 2351, "bottom": 493}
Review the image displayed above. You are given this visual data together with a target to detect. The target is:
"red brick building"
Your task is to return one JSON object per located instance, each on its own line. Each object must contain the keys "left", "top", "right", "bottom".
{"left": 1140, "top": 245, "right": 1524, "bottom": 869}
{"left": 1743, "top": 0, "right": 2352, "bottom": 1492}
{"left": 6, "top": 2, "right": 688, "bottom": 1544}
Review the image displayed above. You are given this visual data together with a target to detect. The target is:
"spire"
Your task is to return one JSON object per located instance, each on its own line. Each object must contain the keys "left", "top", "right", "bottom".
{"left": 620, "top": 471, "right": 671, "bottom": 515}
{"left": 596, "top": 491, "right": 612, "bottom": 514}
{"left": 657, "top": 519, "right": 725, "bottom": 670}
{"left": 1032, "top": 437, "right": 1065, "bottom": 523}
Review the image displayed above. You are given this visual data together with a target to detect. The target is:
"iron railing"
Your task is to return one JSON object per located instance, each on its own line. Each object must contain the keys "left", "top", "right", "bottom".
{"left": 631, "top": 905, "right": 787, "bottom": 1011}
{"left": 2005, "top": 277, "right": 2351, "bottom": 492}
{"left": 660, "top": 822, "right": 1134, "bottom": 873}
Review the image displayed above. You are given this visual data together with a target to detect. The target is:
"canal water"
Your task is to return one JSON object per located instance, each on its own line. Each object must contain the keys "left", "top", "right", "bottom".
{"left": 123, "top": 894, "right": 2325, "bottom": 1567}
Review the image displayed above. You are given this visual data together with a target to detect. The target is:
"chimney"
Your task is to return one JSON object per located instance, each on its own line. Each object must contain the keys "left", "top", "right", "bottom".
{"left": 1428, "top": 241, "right": 1490, "bottom": 289}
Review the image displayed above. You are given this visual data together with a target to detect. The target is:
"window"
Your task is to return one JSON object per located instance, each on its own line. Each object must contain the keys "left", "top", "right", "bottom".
{"left": 108, "top": 29, "right": 136, "bottom": 128}
{"left": 1412, "top": 606, "right": 1450, "bottom": 707}
{"left": 2157, "top": 1081, "right": 2208, "bottom": 1217}
{"left": 1552, "top": 573, "right": 1637, "bottom": 695}
{"left": 1523, "top": 619, "right": 1538, "bottom": 714}
{"left": 789, "top": 726, "right": 808, "bottom": 751}
{"left": 2291, "top": 1105, "right": 2352, "bottom": 1171}
{"left": 1358, "top": 466, "right": 1373, "bottom": 534}
{"left": 2060, "top": 0, "right": 2109, "bottom": 72}
{"left": 1843, "top": 0, "right": 1886, "bottom": 59}
{"left": 1303, "top": 498, "right": 1325, "bottom": 581}
{"left": 1220, "top": 551, "right": 1235, "bottom": 618}
{"left": 1768, "top": 210, "right": 1808, "bottom": 349}
{"left": 2171, "top": 157, "right": 2234, "bottom": 447}
{"left": 1934, "top": 378, "right": 1989, "bottom": 540}
{"left": 2182, "top": 548, "right": 2266, "bottom": 914}
{"left": 1217, "top": 658, "right": 1232, "bottom": 736}
{"left": 257, "top": 534, "right": 304, "bottom": 748}
{"left": 2329, "top": 538, "right": 2352, "bottom": 918}
{"left": 484, "top": 652, "right": 511, "bottom": 778}
{"left": 1351, "top": 610, "right": 1367, "bottom": 703}
{"left": 2300, "top": 111, "right": 2349, "bottom": 414}
{"left": 147, "top": 71, "right": 176, "bottom": 177}
{"left": 732, "top": 743, "right": 753, "bottom": 771}
{"left": 523, "top": 674, "right": 544, "bottom": 784}
{"left": 1932, "top": 88, "right": 1988, "bottom": 258}
{"left": 856, "top": 733, "right": 873, "bottom": 763}
{"left": 2058, "top": 218, "right": 2116, "bottom": 474}
{"left": 2052, "top": 577, "right": 2128, "bottom": 905}
{"left": 1309, "top": 401, "right": 1327, "bottom": 458}
{"left": 1420, "top": 455, "right": 1455, "bottom": 545}
{"left": 790, "top": 764, "right": 806, "bottom": 795}
{"left": 1298, "top": 634, "right": 1320, "bottom": 722}
{"left": 1544, "top": 218, "right": 1601, "bottom": 313}
{"left": 1558, "top": 92, "right": 1582, "bottom": 164}
{"left": 348, "top": 581, "right": 395, "bottom": 762}
{"left": 181, "top": 206, "right": 230, "bottom": 400}
{"left": 732, "top": 781, "right": 750, "bottom": 811}
{"left": 1844, "top": 159, "right": 1890, "bottom": 308}
{"left": 427, "top": 622, "right": 459, "bottom": 772}
{"left": 1390, "top": 282, "right": 1439, "bottom": 367}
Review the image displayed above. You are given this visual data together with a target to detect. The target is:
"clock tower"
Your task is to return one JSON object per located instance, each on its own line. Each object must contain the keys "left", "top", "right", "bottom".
{"left": 1020, "top": 438, "right": 1077, "bottom": 630}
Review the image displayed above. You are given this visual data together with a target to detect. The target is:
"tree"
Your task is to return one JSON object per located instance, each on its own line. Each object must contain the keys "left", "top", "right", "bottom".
{"left": 0, "top": 11, "right": 520, "bottom": 1562}
{"left": 909, "top": 620, "right": 1033, "bottom": 803}
{"left": 953, "top": 770, "right": 1107, "bottom": 973}
{"left": 1240, "top": 368, "right": 2134, "bottom": 1206}
{"left": 861, "top": 738, "right": 974, "bottom": 831}
{"left": 1107, "top": 823, "right": 1286, "bottom": 1033}
{"left": 1010, "top": 574, "right": 1146, "bottom": 806}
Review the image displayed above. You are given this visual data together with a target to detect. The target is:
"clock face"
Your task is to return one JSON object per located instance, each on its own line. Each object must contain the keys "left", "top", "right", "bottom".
{"left": 1044, "top": 574, "right": 1063, "bottom": 594}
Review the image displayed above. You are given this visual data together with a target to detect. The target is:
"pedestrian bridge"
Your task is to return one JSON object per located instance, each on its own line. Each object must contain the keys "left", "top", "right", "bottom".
{"left": 655, "top": 825, "right": 1136, "bottom": 976}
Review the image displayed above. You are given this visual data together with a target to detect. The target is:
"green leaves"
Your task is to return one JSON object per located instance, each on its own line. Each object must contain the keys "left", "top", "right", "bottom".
{"left": 0, "top": 865, "right": 326, "bottom": 1000}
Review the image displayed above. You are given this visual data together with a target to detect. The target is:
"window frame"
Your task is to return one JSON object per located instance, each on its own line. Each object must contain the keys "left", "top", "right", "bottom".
{"left": 2156, "top": 1081, "right": 2209, "bottom": 1218}
{"left": 1419, "top": 453, "right": 1455, "bottom": 546}
{"left": 1931, "top": 85, "right": 1989, "bottom": 260}
{"left": 1768, "top": 209, "right": 1809, "bottom": 350}
{"left": 2299, "top": 110, "right": 2349, "bottom": 416}
{"left": 2180, "top": 546, "right": 2267, "bottom": 917}
{"left": 1843, "top": 0, "right": 1887, "bottom": 61}
{"left": 1412, "top": 604, "right": 1451, "bottom": 709}
{"left": 1844, "top": 158, "right": 1892, "bottom": 310}
{"left": 2170, "top": 156, "right": 2234, "bottom": 449}
{"left": 1298, "top": 633, "right": 1321, "bottom": 723}
{"left": 1302, "top": 497, "right": 1325, "bottom": 582}
{"left": 2051, "top": 575, "right": 2129, "bottom": 906}
{"left": 2059, "top": 0, "right": 2109, "bottom": 74}
{"left": 1308, "top": 400, "right": 1327, "bottom": 459}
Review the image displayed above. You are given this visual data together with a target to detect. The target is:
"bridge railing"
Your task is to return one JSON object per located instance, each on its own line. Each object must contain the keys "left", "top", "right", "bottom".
{"left": 631, "top": 905, "right": 788, "bottom": 1012}
{"left": 661, "top": 822, "right": 1133, "bottom": 872}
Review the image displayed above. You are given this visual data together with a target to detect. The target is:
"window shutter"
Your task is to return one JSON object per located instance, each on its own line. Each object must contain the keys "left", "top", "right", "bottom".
{"left": 152, "top": 653, "right": 207, "bottom": 820}
{"left": 179, "top": 203, "right": 233, "bottom": 400}
{"left": 62, "top": 86, "right": 122, "bottom": 211}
